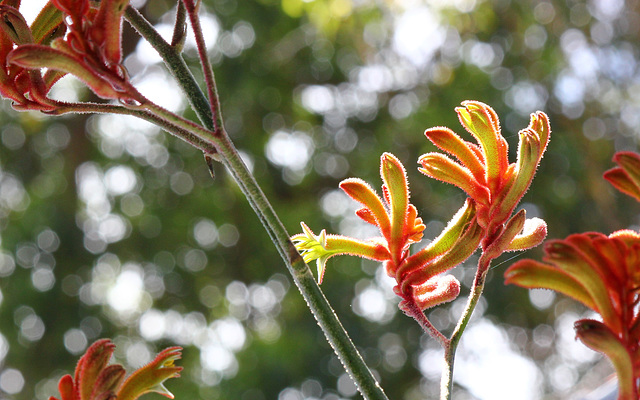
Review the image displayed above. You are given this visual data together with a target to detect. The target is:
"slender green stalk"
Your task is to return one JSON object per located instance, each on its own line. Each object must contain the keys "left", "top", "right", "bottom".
{"left": 215, "top": 134, "right": 388, "bottom": 400}
{"left": 48, "top": 101, "right": 217, "bottom": 153}
{"left": 124, "top": 5, "right": 388, "bottom": 399}
{"left": 182, "top": 0, "right": 223, "bottom": 135}
{"left": 440, "top": 254, "right": 492, "bottom": 400}
{"left": 124, "top": 6, "right": 214, "bottom": 130}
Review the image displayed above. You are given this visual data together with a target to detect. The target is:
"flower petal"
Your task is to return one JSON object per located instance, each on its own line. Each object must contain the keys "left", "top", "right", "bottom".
{"left": 380, "top": 152, "right": 410, "bottom": 259}
{"left": 411, "top": 275, "right": 461, "bottom": 310}
{"left": 8, "top": 44, "right": 122, "bottom": 99}
{"left": 339, "top": 178, "right": 390, "bottom": 237}
{"left": 504, "top": 260, "right": 596, "bottom": 310}
{"left": 399, "top": 218, "right": 482, "bottom": 292}
{"left": 117, "top": 347, "right": 183, "bottom": 400}
{"left": 54, "top": 374, "right": 75, "bottom": 400}
{"left": 398, "top": 199, "right": 476, "bottom": 278}
{"left": 604, "top": 151, "right": 640, "bottom": 202}
{"left": 505, "top": 217, "right": 547, "bottom": 251}
{"left": 76, "top": 339, "right": 117, "bottom": 400}
{"left": 0, "top": 5, "right": 33, "bottom": 44}
{"left": 30, "top": 2, "right": 65, "bottom": 45}
{"left": 456, "top": 100, "right": 509, "bottom": 191}
{"left": 90, "top": 0, "right": 129, "bottom": 65}
{"left": 418, "top": 152, "right": 490, "bottom": 204}
{"left": 492, "top": 112, "right": 550, "bottom": 225}
{"left": 545, "top": 240, "right": 620, "bottom": 333}
{"left": 52, "top": 0, "right": 90, "bottom": 20}
{"left": 91, "top": 364, "right": 126, "bottom": 400}
{"left": 292, "top": 222, "right": 390, "bottom": 283}
{"left": 424, "top": 126, "right": 486, "bottom": 185}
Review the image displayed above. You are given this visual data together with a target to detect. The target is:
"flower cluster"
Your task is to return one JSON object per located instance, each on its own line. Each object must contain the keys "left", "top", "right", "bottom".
{"left": 419, "top": 100, "right": 549, "bottom": 246}
{"left": 293, "top": 102, "right": 550, "bottom": 312}
{"left": 0, "top": 0, "right": 139, "bottom": 112}
{"left": 293, "top": 153, "right": 481, "bottom": 311}
{"left": 50, "top": 339, "right": 183, "bottom": 400}
{"left": 506, "top": 151, "right": 640, "bottom": 399}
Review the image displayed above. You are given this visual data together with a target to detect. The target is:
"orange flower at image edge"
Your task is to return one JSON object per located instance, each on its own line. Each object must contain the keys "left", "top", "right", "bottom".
{"left": 50, "top": 339, "right": 183, "bottom": 400}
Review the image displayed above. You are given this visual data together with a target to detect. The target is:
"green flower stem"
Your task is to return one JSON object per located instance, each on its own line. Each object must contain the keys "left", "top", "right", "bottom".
{"left": 170, "top": 1, "right": 187, "bottom": 51}
{"left": 48, "top": 101, "right": 217, "bottom": 154}
{"left": 124, "top": 5, "right": 388, "bottom": 399}
{"left": 124, "top": 6, "right": 214, "bottom": 130}
{"left": 182, "top": 0, "right": 223, "bottom": 135}
{"left": 440, "top": 254, "right": 492, "bottom": 400}
{"left": 214, "top": 134, "right": 388, "bottom": 400}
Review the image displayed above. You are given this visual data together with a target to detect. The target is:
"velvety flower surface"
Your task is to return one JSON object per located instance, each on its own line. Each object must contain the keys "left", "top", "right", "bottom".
{"left": 0, "top": 1, "right": 65, "bottom": 110}
{"left": 50, "top": 339, "right": 183, "bottom": 400}
{"left": 604, "top": 151, "right": 640, "bottom": 202}
{"left": 505, "top": 151, "right": 640, "bottom": 400}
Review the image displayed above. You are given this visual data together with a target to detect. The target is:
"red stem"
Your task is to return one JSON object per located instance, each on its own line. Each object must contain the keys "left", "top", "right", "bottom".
{"left": 182, "top": 0, "right": 223, "bottom": 137}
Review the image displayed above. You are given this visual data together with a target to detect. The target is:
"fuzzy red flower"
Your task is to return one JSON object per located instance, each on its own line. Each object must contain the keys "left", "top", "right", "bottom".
{"left": 0, "top": 0, "right": 140, "bottom": 111}
{"left": 0, "top": 2, "right": 65, "bottom": 111}
{"left": 419, "top": 101, "right": 550, "bottom": 245}
{"left": 50, "top": 339, "right": 183, "bottom": 400}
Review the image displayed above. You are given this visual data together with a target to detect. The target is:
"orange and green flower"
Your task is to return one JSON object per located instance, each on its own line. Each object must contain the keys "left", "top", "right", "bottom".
{"left": 293, "top": 102, "right": 550, "bottom": 313}
{"left": 50, "top": 339, "right": 183, "bottom": 400}
{"left": 292, "top": 152, "right": 481, "bottom": 311}
{"left": 419, "top": 100, "right": 550, "bottom": 247}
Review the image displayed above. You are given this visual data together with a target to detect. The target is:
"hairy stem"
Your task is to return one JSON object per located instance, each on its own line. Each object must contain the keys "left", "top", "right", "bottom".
{"left": 440, "top": 254, "right": 492, "bottom": 400}
{"left": 402, "top": 300, "right": 449, "bottom": 348}
{"left": 47, "top": 101, "right": 216, "bottom": 153}
{"left": 124, "top": 5, "right": 388, "bottom": 399}
{"left": 182, "top": 0, "right": 223, "bottom": 135}
{"left": 214, "top": 135, "right": 388, "bottom": 400}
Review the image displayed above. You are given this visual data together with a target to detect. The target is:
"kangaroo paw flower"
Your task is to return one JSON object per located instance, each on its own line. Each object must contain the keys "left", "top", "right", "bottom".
{"left": 49, "top": 339, "right": 183, "bottom": 400}
{"left": 0, "top": 1, "right": 142, "bottom": 110}
{"left": 292, "top": 153, "right": 482, "bottom": 311}
{"left": 420, "top": 101, "right": 550, "bottom": 240}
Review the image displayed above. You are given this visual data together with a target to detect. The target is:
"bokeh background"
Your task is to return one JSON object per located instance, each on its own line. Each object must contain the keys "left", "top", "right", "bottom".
{"left": 0, "top": 0, "right": 637, "bottom": 398}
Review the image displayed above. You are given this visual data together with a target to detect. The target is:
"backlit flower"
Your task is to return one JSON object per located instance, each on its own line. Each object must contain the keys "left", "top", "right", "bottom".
{"left": 418, "top": 101, "right": 549, "bottom": 247}
{"left": 0, "top": 0, "right": 141, "bottom": 111}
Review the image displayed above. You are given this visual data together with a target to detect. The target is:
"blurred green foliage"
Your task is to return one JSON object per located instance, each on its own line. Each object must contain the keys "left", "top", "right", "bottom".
{"left": 0, "top": 0, "right": 638, "bottom": 399}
